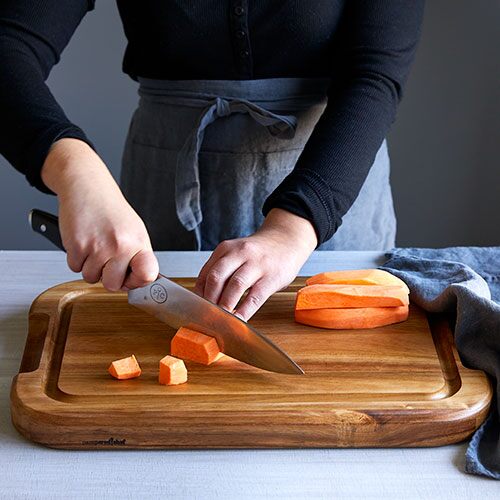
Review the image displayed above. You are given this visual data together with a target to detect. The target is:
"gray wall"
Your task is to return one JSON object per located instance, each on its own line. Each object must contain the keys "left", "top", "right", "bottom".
{"left": 388, "top": 0, "right": 500, "bottom": 247}
{"left": 0, "top": 0, "right": 499, "bottom": 250}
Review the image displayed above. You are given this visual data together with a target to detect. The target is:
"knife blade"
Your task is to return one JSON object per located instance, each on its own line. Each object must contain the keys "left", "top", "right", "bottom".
{"left": 29, "top": 209, "right": 304, "bottom": 375}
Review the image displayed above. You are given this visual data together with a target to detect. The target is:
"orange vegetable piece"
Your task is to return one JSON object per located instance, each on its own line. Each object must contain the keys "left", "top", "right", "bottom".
{"left": 108, "top": 355, "right": 141, "bottom": 380}
{"left": 295, "top": 305, "right": 409, "bottom": 330}
{"left": 306, "top": 269, "right": 409, "bottom": 292}
{"left": 295, "top": 284, "right": 409, "bottom": 310}
{"left": 159, "top": 355, "right": 188, "bottom": 386}
{"left": 171, "top": 327, "right": 221, "bottom": 365}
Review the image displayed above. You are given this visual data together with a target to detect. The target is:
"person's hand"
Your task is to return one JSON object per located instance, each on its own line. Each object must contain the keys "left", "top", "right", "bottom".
{"left": 41, "top": 138, "right": 159, "bottom": 291}
{"left": 195, "top": 208, "right": 318, "bottom": 320}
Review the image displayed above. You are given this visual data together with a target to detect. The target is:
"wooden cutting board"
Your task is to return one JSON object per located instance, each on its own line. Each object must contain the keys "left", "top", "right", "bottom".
{"left": 11, "top": 279, "right": 492, "bottom": 449}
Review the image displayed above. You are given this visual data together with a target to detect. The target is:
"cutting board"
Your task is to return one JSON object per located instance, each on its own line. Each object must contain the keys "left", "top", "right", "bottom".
{"left": 11, "top": 279, "right": 492, "bottom": 449}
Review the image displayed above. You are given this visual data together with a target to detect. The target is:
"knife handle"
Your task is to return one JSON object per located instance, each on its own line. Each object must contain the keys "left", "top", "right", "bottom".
{"left": 29, "top": 209, "right": 133, "bottom": 277}
{"left": 29, "top": 209, "right": 65, "bottom": 251}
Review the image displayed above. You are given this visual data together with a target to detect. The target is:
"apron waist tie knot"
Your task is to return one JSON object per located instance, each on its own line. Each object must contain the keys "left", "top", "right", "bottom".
{"left": 175, "top": 96, "right": 298, "bottom": 239}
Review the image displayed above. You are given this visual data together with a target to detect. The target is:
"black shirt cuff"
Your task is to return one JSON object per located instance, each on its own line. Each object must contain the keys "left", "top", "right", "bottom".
{"left": 23, "top": 124, "right": 95, "bottom": 195}
{"left": 262, "top": 168, "right": 338, "bottom": 246}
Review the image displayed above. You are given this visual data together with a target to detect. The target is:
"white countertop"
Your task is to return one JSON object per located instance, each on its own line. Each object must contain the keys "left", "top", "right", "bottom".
{"left": 0, "top": 251, "right": 497, "bottom": 499}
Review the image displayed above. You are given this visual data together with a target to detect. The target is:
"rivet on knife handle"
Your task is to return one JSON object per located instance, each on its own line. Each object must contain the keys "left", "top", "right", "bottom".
{"left": 29, "top": 209, "right": 65, "bottom": 251}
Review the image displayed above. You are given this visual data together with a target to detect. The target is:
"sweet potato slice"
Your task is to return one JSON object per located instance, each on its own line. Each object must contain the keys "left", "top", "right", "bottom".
{"left": 108, "top": 355, "right": 141, "bottom": 380}
{"left": 171, "top": 327, "right": 221, "bottom": 365}
{"left": 306, "top": 269, "right": 409, "bottom": 292}
{"left": 295, "top": 284, "right": 409, "bottom": 310}
{"left": 159, "top": 355, "right": 188, "bottom": 385}
{"left": 295, "top": 305, "right": 409, "bottom": 330}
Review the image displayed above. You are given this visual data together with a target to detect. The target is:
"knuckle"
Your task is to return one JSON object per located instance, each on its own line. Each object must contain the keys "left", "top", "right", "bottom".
{"left": 66, "top": 252, "right": 83, "bottom": 272}
{"left": 230, "top": 273, "right": 249, "bottom": 290}
{"left": 239, "top": 240, "right": 255, "bottom": 254}
{"left": 110, "top": 233, "right": 130, "bottom": 252}
{"left": 87, "top": 240, "right": 104, "bottom": 256}
{"left": 82, "top": 269, "right": 100, "bottom": 284}
{"left": 247, "top": 292, "right": 264, "bottom": 308}
{"left": 104, "top": 231, "right": 136, "bottom": 255}
{"left": 218, "top": 240, "right": 231, "bottom": 252}
{"left": 206, "top": 270, "right": 222, "bottom": 285}
{"left": 126, "top": 274, "right": 149, "bottom": 290}
{"left": 67, "top": 242, "right": 85, "bottom": 260}
{"left": 135, "top": 268, "right": 155, "bottom": 283}
{"left": 67, "top": 260, "right": 81, "bottom": 273}
{"left": 135, "top": 279, "right": 151, "bottom": 289}
{"left": 102, "top": 276, "right": 119, "bottom": 292}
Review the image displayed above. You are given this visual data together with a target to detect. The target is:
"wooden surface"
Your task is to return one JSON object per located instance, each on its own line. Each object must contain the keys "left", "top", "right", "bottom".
{"left": 2, "top": 251, "right": 498, "bottom": 498}
{"left": 11, "top": 277, "right": 492, "bottom": 450}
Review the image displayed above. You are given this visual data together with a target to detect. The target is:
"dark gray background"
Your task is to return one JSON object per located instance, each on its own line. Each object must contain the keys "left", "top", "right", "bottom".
{"left": 0, "top": 0, "right": 498, "bottom": 250}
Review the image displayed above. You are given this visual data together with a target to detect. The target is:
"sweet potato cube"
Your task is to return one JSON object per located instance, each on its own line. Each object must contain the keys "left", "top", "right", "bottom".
{"left": 170, "top": 327, "right": 221, "bottom": 365}
{"left": 159, "top": 355, "right": 188, "bottom": 385}
{"left": 108, "top": 355, "right": 141, "bottom": 380}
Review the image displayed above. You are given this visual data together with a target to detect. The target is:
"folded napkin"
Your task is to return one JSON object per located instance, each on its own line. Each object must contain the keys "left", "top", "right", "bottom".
{"left": 381, "top": 247, "right": 500, "bottom": 479}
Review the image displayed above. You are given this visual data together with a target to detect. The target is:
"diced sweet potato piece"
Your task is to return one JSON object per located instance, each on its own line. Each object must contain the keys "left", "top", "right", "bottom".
{"left": 108, "top": 355, "right": 141, "bottom": 380}
{"left": 295, "top": 305, "right": 409, "bottom": 329}
{"left": 295, "top": 284, "right": 409, "bottom": 310}
{"left": 159, "top": 355, "right": 188, "bottom": 385}
{"left": 171, "top": 327, "right": 221, "bottom": 365}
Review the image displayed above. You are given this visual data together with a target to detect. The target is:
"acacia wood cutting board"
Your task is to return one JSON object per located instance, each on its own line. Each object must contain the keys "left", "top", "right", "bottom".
{"left": 10, "top": 279, "right": 492, "bottom": 449}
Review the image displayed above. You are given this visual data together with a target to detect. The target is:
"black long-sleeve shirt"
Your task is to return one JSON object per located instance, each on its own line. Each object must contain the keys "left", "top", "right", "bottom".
{"left": 0, "top": 0, "right": 424, "bottom": 244}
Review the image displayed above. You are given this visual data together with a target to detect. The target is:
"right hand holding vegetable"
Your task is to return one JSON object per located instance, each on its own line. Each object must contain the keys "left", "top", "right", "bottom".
{"left": 41, "top": 138, "right": 159, "bottom": 292}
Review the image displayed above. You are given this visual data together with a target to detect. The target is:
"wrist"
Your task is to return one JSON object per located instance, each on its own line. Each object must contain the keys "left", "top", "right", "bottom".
{"left": 259, "top": 208, "right": 318, "bottom": 251}
{"left": 41, "top": 138, "right": 116, "bottom": 196}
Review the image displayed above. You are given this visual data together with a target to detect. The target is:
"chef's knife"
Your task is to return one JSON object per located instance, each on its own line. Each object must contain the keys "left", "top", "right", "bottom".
{"left": 29, "top": 209, "right": 304, "bottom": 375}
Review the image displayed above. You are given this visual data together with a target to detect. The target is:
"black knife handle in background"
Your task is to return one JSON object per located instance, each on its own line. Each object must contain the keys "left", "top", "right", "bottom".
{"left": 29, "top": 209, "right": 65, "bottom": 252}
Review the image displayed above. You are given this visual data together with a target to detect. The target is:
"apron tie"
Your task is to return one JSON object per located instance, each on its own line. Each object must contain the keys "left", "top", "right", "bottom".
{"left": 175, "top": 97, "right": 298, "bottom": 236}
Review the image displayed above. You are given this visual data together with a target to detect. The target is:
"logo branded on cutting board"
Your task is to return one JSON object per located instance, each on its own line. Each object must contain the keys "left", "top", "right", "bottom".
{"left": 81, "top": 437, "right": 126, "bottom": 446}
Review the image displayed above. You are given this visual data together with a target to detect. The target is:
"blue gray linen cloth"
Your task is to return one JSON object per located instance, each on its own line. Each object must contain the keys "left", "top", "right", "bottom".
{"left": 381, "top": 246, "right": 500, "bottom": 479}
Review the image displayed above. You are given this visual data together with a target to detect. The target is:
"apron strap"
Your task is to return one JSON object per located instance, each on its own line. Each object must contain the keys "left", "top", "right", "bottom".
{"left": 175, "top": 97, "right": 298, "bottom": 242}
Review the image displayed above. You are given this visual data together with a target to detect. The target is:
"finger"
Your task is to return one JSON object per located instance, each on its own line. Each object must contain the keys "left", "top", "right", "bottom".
{"left": 194, "top": 241, "right": 232, "bottom": 295}
{"left": 217, "top": 264, "right": 262, "bottom": 313}
{"left": 122, "top": 249, "right": 159, "bottom": 290}
{"left": 81, "top": 252, "right": 108, "bottom": 284}
{"left": 101, "top": 254, "right": 133, "bottom": 292}
{"left": 201, "top": 255, "right": 245, "bottom": 305}
{"left": 234, "top": 279, "right": 274, "bottom": 321}
{"left": 66, "top": 246, "right": 87, "bottom": 274}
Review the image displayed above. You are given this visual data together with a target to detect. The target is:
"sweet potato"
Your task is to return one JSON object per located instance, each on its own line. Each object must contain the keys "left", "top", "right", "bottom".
{"left": 159, "top": 355, "right": 188, "bottom": 385}
{"left": 108, "top": 355, "right": 141, "bottom": 380}
{"left": 295, "top": 305, "right": 409, "bottom": 329}
{"left": 306, "top": 269, "right": 409, "bottom": 292}
{"left": 295, "top": 284, "right": 409, "bottom": 310}
{"left": 171, "top": 327, "right": 221, "bottom": 365}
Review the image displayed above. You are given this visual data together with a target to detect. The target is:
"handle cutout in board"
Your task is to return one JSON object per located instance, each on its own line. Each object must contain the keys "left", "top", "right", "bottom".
{"left": 19, "top": 313, "right": 50, "bottom": 373}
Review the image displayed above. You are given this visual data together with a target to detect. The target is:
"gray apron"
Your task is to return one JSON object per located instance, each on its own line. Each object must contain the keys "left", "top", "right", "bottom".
{"left": 120, "top": 78, "right": 396, "bottom": 251}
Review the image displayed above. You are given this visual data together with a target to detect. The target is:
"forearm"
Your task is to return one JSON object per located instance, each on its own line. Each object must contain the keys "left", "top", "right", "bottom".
{"left": 0, "top": 0, "right": 93, "bottom": 192}
{"left": 42, "top": 138, "right": 120, "bottom": 198}
{"left": 264, "top": 0, "right": 425, "bottom": 245}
